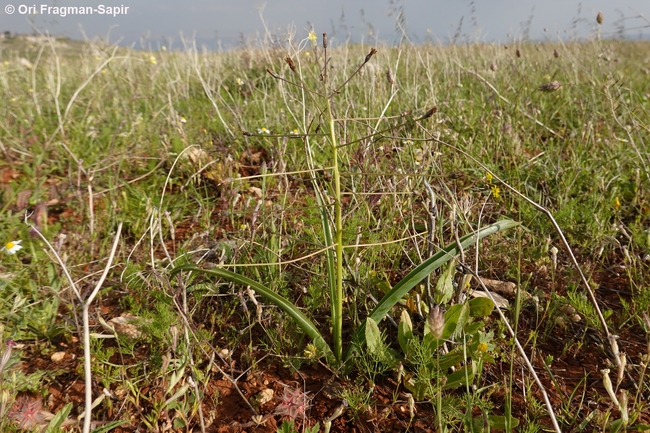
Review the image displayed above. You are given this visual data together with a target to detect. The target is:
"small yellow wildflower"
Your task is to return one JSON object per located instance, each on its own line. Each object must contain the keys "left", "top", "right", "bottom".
{"left": 235, "top": 77, "right": 244, "bottom": 86}
{"left": 307, "top": 31, "right": 317, "bottom": 43}
{"left": 491, "top": 185, "right": 501, "bottom": 199}
{"left": 180, "top": 116, "right": 187, "bottom": 124}
{"left": 614, "top": 197, "right": 621, "bottom": 211}
{"left": 149, "top": 55, "right": 157, "bottom": 65}
{"left": 486, "top": 171, "right": 493, "bottom": 183}
{"left": 162, "top": 46, "right": 167, "bottom": 51}
{"left": 290, "top": 129, "right": 299, "bottom": 135}
{"left": 2, "top": 61, "right": 8, "bottom": 67}
{"left": 303, "top": 343, "right": 318, "bottom": 359}
{"left": 10, "top": 97, "right": 16, "bottom": 103}
{"left": 257, "top": 127, "right": 271, "bottom": 134}
{"left": 477, "top": 342, "right": 489, "bottom": 353}
{"left": 2, "top": 240, "right": 22, "bottom": 255}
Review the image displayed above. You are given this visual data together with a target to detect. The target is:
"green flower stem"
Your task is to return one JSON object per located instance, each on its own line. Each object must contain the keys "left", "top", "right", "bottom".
{"left": 327, "top": 98, "right": 344, "bottom": 363}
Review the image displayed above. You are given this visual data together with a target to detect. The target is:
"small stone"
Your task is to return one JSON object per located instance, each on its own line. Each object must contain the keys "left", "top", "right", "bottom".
{"left": 251, "top": 388, "right": 274, "bottom": 406}
{"left": 51, "top": 351, "right": 67, "bottom": 363}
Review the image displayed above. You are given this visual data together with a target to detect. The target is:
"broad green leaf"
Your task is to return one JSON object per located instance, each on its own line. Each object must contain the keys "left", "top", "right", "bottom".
{"left": 606, "top": 419, "right": 624, "bottom": 433}
{"left": 371, "top": 278, "right": 392, "bottom": 296}
{"left": 468, "top": 297, "right": 495, "bottom": 317}
{"left": 464, "top": 322, "right": 483, "bottom": 336}
{"left": 404, "top": 377, "right": 430, "bottom": 400}
{"left": 434, "top": 260, "right": 456, "bottom": 304}
{"left": 343, "top": 219, "right": 519, "bottom": 365}
{"left": 443, "top": 365, "right": 473, "bottom": 389}
{"left": 305, "top": 423, "right": 321, "bottom": 433}
{"left": 436, "top": 352, "right": 464, "bottom": 371}
{"left": 444, "top": 303, "right": 470, "bottom": 339}
{"left": 398, "top": 310, "right": 415, "bottom": 354}
{"left": 170, "top": 265, "right": 336, "bottom": 365}
{"left": 365, "top": 318, "right": 382, "bottom": 355}
{"left": 44, "top": 403, "right": 72, "bottom": 433}
{"left": 470, "top": 415, "right": 520, "bottom": 431}
{"left": 630, "top": 425, "right": 650, "bottom": 431}
{"left": 423, "top": 332, "right": 445, "bottom": 353}
{"left": 488, "top": 415, "right": 519, "bottom": 429}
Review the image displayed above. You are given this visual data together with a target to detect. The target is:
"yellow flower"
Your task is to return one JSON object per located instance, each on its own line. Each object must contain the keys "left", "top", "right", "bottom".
{"left": 307, "top": 31, "right": 317, "bottom": 42}
{"left": 257, "top": 127, "right": 271, "bottom": 134}
{"left": 149, "top": 55, "right": 157, "bottom": 65}
{"left": 2, "top": 61, "right": 9, "bottom": 67}
{"left": 486, "top": 172, "right": 493, "bottom": 183}
{"left": 162, "top": 46, "right": 167, "bottom": 51}
{"left": 2, "top": 240, "right": 22, "bottom": 255}
{"left": 477, "top": 342, "right": 489, "bottom": 353}
{"left": 180, "top": 116, "right": 187, "bottom": 124}
{"left": 491, "top": 185, "right": 501, "bottom": 199}
{"left": 303, "top": 343, "right": 318, "bottom": 359}
{"left": 614, "top": 197, "right": 621, "bottom": 211}
{"left": 235, "top": 77, "right": 244, "bottom": 86}
{"left": 290, "top": 128, "right": 299, "bottom": 135}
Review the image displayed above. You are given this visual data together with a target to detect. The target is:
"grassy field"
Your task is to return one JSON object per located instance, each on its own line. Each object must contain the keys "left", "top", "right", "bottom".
{"left": 0, "top": 27, "right": 649, "bottom": 433}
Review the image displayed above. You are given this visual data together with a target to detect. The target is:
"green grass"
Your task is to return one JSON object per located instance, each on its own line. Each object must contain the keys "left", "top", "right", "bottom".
{"left": 0, "top": 30, "right": 649, "bottom": 432}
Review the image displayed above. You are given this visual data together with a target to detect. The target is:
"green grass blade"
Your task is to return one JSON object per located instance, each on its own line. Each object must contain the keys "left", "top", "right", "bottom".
{"left": 170, "top": 264, "right": 336, "bottom": 364}
{"left": 91, "top": 420, "right": 130, "bottom": 433}
{"left": 343, "top": 219, "right": 519, "bottom": 363}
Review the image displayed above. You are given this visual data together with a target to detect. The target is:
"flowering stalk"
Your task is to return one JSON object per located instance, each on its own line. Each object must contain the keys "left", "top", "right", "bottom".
{"left": 326, "top": 97, "right": 344, "bottom": 363}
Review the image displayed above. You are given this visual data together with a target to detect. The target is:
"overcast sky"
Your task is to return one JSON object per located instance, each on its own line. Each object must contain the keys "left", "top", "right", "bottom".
{"left": 1, "top": 0, "right": 648, "bottom": 49}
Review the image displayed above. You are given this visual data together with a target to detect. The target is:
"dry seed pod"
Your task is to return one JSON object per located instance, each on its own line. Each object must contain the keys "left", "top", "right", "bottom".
{"left": 597, "top": 11, "right": 604, "bottom": 25}
{"left": 554, "top": 49, "right": 560, "bottom": 58}
{"left": 285, "top": 56, "right": 296, "bottom": 72}
{"left": 386, "top": 68, "right": 395, "bottom": 84}
{"left": 365, "top": 48, "right": 377, "bottom": 63}
{"left": 490, "top": 62, "right": 498, "bottom": 72}
{"left": 422, "top": 106, "right": 437, "bottom": 119}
